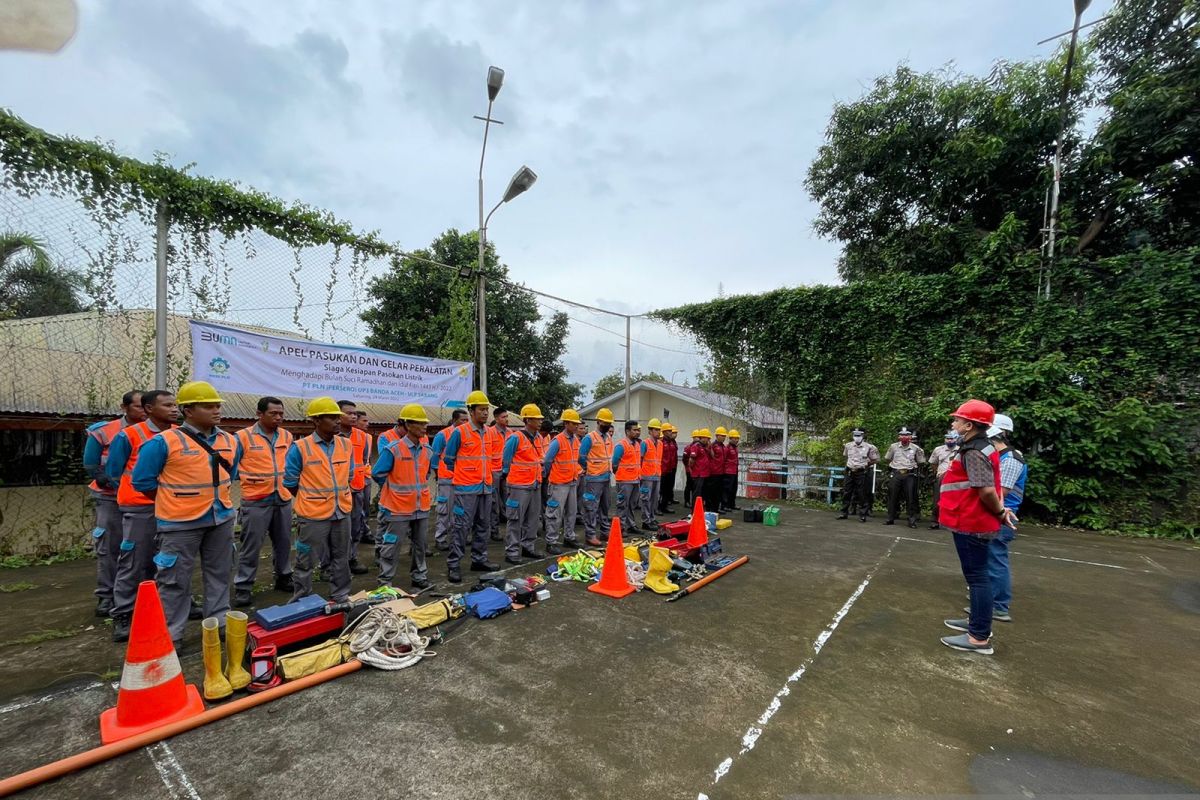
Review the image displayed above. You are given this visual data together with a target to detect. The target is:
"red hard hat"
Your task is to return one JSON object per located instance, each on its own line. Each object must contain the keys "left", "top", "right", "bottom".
{"left": 951, "top": 399, "right": 995, "bottom": 426}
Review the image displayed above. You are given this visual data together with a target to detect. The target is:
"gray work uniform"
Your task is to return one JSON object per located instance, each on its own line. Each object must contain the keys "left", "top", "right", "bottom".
{"left": 234, "top": 424, "right": 293, "bottom": 594}
{"left": 156, "top": 519, "right": 235, "bottom": 641}
{"left": 490, "top": 469, "right": 507, "bottom": 539}
{"left": 434, "top": 479, "right": 454, "bottom": 548}
{"left": 92, "top": 496, "right": 122, "bottom": 601}
{"left": 374, "top": 435, "right": 431, "bottom": 587}
{"left": 544, "top": 480, "right": 579, "bottom": 547}
{"left": 111, "top": 505, "right": 159, "bottom": 618}
{"left": 505, "top": 484, "right": 540, "bottom": 558}
{"left": 286, "top": 434, "right": 355, "bottom": 604}
{"left": 445, "top": 422, "right": 495, "bottom": 571}
{"left": 640, "top": 477, "right": 660, "bottom": 526}
{"left": 615, "top": 480, "right": 640, "bottom": 534}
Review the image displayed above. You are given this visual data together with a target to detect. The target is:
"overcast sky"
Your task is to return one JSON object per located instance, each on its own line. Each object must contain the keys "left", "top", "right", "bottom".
{"left": 1, "top": 0, "right": 1112, "bottom": 397}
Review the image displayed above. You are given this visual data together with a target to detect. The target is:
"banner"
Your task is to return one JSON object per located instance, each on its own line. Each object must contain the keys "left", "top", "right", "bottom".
{"left": 190, "top": 320, "right": 474, "bottom": 407}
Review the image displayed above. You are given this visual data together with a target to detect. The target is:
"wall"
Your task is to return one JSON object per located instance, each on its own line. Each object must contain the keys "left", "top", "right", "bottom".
{"left": 0, "top": 485, "right": 94, "bottom": 557}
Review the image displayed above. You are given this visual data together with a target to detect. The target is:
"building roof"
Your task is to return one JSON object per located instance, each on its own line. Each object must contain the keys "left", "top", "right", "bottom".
{"left": 0, "top": 309, "right": 457, "bottom": 425}
{"left": 578, "top": 380, "right": 787, "bottom": 431}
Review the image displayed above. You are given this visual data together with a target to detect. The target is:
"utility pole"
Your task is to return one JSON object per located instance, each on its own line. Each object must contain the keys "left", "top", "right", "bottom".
{"left": 624, "top": 315, "right": 632, "bottom": 420}
{"left": 154, "top": 200, "right": 168, "bottom": 388}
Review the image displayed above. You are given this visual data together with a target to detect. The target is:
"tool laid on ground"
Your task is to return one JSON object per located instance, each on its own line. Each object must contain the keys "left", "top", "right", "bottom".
{"left": 665, "top": 555, "right": 749, "bottom": 602}
{"left": 253, "top": 595, "right": 326, "bottom": 630}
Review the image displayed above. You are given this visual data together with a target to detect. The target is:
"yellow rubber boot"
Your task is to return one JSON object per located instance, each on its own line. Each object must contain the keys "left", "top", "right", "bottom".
{"left": 202, "top": 617, "right": 232, "bottom": 701}
{"left": 644, "top": 545, "right": 680, "bottom": 595}
{"left": 224, "top": 611, "right": 252, "bottom": 691}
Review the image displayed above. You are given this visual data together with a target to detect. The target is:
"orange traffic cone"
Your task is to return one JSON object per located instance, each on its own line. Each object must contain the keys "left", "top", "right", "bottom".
{"left": 588, "top": 518, "right": 635, "bottom": 598}
{"left": 686, "top": 496, "right": 709, "bottom": 549}
{"left": 100, "top": 580, "right": 205, "bottom": 744}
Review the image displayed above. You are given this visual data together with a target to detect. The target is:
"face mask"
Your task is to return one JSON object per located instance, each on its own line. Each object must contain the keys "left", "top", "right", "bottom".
{"left": 852, "top": 435, "right": 863, "bottom": 443}
{"left": 900, "top": 437, "right": 912, "bottom": 445}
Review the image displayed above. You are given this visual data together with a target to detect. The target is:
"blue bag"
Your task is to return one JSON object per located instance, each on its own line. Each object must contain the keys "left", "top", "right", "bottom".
{"left": 464, "top": 586, "right": 512, "bottom": 619}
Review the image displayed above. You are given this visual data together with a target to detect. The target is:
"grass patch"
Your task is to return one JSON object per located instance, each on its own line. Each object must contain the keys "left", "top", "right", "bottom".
{"left": 1, "top": 627, "right": 83, "bottom": 647}
{"left": 0, "top": 581, "right": 36, "bottom": 593}
{"left": 0, "top": 545, "right": 92, "bottom": 570}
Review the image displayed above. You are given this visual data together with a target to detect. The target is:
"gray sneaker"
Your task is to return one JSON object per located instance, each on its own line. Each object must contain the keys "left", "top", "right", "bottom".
{"left": 941, "top": 633, "right": 993, "bottom": 655}
{"left": 944, "top": 618, "right": 970, "bottom": 633}
{"left": 962, "top": 606, "right": 1012, "bottom": 622}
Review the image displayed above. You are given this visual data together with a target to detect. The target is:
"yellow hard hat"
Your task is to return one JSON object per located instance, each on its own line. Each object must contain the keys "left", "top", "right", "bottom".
{"left": 661, "top": 423, "right": 673, "bottom": 432}
{"left": 520, "top": 403, "right": 544, "bottom": 419}
{"left": 466, "top": 390, "right": 489, "bottom": 407}
{"left": 561, "top": 409, "right": 582, "bottom": 424}
{"left": 728, "top": 429, "right": 741, "bottom": 439}
{"left": 647, "top": 418, "right": 662, "bottom": 429}
{"left": 306, "top": 396, "right": 342, "bottom": 418}
{"left": 715, "top": 426, "right": 728, "bottom": 436}
{"left": 699, "top": 428, "right": 712, "bottom": 438}
{"left": 596, "top": 408, "right": 615, "bottom": 424}
{"left": 691, "top": 429, "right": 701, "bottom": 438}
{"left": 176, "top": 380, "right": 222, "bottom": 406}
{"left": 399, "top": 403, "right": 429, "bottom": 423}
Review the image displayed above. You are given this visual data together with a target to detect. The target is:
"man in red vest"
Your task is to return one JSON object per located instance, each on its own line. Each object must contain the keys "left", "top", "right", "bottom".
{"left": 82, "top": 390, "right": 145, "bottom": 618}
{"left": 371, "top": 404, "right": 433, "bottom": 590}
{"left": 938, "top": 399, "right": 1017, "bottom": 656}
{"left": 232, "top": 396, "right": 294, "bottom": 608}
{"left": 104, "top": 389, "right": 180, "bottom": 642}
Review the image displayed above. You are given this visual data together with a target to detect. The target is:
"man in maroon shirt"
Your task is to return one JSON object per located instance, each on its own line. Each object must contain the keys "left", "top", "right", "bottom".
{"left": 690, "top": 429, "right": 714, "bottom": 512}
{"left": 659, "top": 423, "right": 679, "bottom": 513}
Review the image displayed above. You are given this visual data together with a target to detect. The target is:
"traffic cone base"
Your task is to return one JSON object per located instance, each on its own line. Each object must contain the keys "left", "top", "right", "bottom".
{"left": 588, "top": 518, "right": 635, "bottom": 598}
{"left": 686, "top": 497, "right": 709, "bottom": 548}
{"left": 99, "top": 580, "right": 207, "bottom": 744}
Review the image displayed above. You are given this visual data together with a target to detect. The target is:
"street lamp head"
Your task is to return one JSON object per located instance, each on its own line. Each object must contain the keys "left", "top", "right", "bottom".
{"left": 1073, "top": 0, "right": 1093, "bottom": 15}
{"left": 487, "top": 66, "right": 505, "bottom": 101}
{"left": 502, "top": 166, "right": 537, "bottom": 202}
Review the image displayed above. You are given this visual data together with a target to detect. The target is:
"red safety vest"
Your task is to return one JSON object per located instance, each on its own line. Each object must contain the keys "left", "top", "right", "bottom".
{"left": 640, "top": 437, "right": 662, "bottom": 480}
{"left": 87, "top": 418, "right": 124, "bottom": 495}
{"left": 548, "top": 432, "right": 581, "bottom": 485}
{"left": 507, "top": 431, "right": 546, "bottom": 488}
{"left": 235, "top": 425, "right": 294, "bottom": 502}
{"left": 378, "top": 437, "right": 432, "bottom": 515}
{"left": 615, "top": 437, "right": 642, "bottom": 482}
{"left": 938, "top": 436, "right": 1001, "bottom": 535}
{"left": 117, "top": 422, "right": 177, "bottom": 507}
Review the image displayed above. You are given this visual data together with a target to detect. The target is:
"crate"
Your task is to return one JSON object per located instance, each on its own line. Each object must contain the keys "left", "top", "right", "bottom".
{"left": 660, "top": 519, "right": 691, "bottom": 538}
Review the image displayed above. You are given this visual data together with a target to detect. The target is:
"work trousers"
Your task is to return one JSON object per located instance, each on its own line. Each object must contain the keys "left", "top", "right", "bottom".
{"left": 722, "top": 473, "right": 738, "bottom": 510}
{"left": 841, "top": 468, "right": 869, "bottom": 517}
{"left": 640, "top": 478, "right": 660, "bottom": 526}
{"left": 953, "top": 531, "right": 994, "bottom": 641}
{"left": 987, "top": 525, "right": 1016, "bottom": 614}
{"left": 434, "top": 479, "right": 454, "bottom": 548}
{"left": 699, "top": 476, "right": 721, "bottom": 513}
{"left": 887, "top": 470, "right": 920, "bottom": 522}
{"left": 449, "top": 491, "right": 492, "bottom": 570}
{"left": 539, "top": 481, "right": 549, "bottom": 535}
{"left": 544, "top": 481, "right": 579, "bottom": 547}
{"left": 582, "top": 478, "right": 613, "bottom": 539}
{"left": 615, "top": 480, "right": 640, "bottom": 534}
{"left": 91, "top": 495, "right": 122, "bottom": 602}
{"left": 659, "top": 468, "right": 677, "bottom": 512}
{"left": 111, "top": 506, "right": 159, "bottom": 618}
{"left": 930, "top": 481, "right": 943, "bottom": 524}
{"left": 489, "top": 471, "right": 507, "bottom": 540}
{"left": 683, "top": 473, "right": 696, "bottom": 506}
{"left": 505, "top": 484, "right": 540, "bottom": 558}
{"left": 155, "top": 519, "right": 235, "bottom": 642}
{"left": 575, "top": 480, "right": 586, "bottom": 526}
{"left": 377, "top": 515, "right": 429, "bottom": 587}
{"left": 351, "top": 486, "right": 369, "bottom": 544}
{"left": 293, "top": 517, "right": 352, "bottom": 604}
{"left": 234, "top": 500, "right": 293, "bottom": 593}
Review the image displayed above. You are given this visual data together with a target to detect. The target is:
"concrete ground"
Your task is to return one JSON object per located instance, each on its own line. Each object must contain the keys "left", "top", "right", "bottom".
{"left": 1, "top": 505, "right": 1198, "bottom": 799}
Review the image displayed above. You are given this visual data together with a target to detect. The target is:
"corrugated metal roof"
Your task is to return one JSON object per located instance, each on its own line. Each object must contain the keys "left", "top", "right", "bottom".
{"left": 0, "top": 309, "right": 458, "bottom": 424}
{"left": 578, "top": 380, "right": 787, "bottom": 431}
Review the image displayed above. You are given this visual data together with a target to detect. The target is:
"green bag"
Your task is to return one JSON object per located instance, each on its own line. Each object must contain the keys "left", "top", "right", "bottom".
{"left": 763, "top": 506, "right": 780, "bottom": 526}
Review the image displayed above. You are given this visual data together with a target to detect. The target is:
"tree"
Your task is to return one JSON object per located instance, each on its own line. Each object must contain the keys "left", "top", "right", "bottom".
{"left": 805, "top": 61, "right": 1080, "bottom": 282}
{"left": 362, "top": 229, "right": 582, "bottom": 416}
{"left": 0, "top": 233, "right": 86, "bottom": 319}
{"left": 592, "top": 370, "right": 666, "bottom": 402}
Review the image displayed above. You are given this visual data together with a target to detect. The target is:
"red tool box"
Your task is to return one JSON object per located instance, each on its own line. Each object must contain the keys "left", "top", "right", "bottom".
{"left": 247, "top": 612, "right": 345, "bottom": 652}
{"left": 659, "top": 520, "right": 691, "bottom": 538}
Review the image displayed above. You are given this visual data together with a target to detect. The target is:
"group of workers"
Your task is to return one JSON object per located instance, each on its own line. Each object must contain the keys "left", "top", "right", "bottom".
{"left": 837, "top": 403, "right": 1028, "bottom": 655}
{"left": 82, "top": 382, "right": 745, "bottom": 646}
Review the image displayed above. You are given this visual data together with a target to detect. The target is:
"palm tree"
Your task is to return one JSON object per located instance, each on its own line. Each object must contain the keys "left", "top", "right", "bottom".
{"left": 0, "top": 233, "right": 86, "bottom": 319}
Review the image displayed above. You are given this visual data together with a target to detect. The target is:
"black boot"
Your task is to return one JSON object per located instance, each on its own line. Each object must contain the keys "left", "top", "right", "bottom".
{"left": 95, "top": 597, "right": 114, "bottom": 618}
{"left": 112, "top": 614, "right": 132, "bottom": 643}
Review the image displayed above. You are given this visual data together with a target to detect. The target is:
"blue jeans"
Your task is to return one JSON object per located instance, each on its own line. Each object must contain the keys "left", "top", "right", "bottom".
{"left": 953, "top": 532, "right": 993, "bottom": 640}
{"left": 987, "top": 525, "right": 1016, "bottom": 613}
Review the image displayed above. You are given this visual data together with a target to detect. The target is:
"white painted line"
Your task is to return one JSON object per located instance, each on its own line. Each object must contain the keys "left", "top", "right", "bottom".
{"left": 0, "top": 681, "right": 103, "bottom": 716}
{"left": 1141, "top": 555, "right": 1169, "bottom": 574}
{"left": 843, "top": 529, "right": 1149, "bottom": 572}
{"left": 700, "top": 536, "right": 900, "bottom": 795}
{"left": 146, "top": 741, "right": 202, "bottom": 800}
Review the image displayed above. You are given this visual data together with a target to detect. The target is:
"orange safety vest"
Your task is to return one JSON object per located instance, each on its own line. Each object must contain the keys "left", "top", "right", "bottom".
{"left": 117, "top": 422, "right": 176, "bottom": 507}
{"left": 378, "top": 426, "right": 403, "bottom": 453}
{"left": 293, "top": 434, "right": 354, "bottom": 520}
{"left": 87, "top": 417, "right": 124, "bottom": 494}
{"left": 548, "top": 432, "right": 581, "bottom": 485}
{"left": 615, "top": 437, "right": 642, "bottom": 482}
{"left": 507, "top": 430, "right": 547, "bottom": 488}
{"left": 488, "top": 426, "right": 510, "bottom": 473}
{"left": 235, "top": 425, "right": 294, "bottom": 502}
{"left": 341, "top": 428, "right": 370, "bottom": 491}
{"left": 585, "top": 431, "right": 613, "bottom": 477}
{"left": 640, "top": 437, "right": 662, "bottom": 480}
{"left": 378, "top": 437, "right": 432, "bottom": 515}
{"left": 452, "top": 423, "right": 494, "bottom": 489}
{"left": 155, "top": 428, "right": 237, "bottom": 523}
{"left": 435, "top": 426, "right": 456, "bottom": 481}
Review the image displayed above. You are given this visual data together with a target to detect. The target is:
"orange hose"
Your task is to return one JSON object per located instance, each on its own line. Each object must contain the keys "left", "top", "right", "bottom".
{"left": 0, "top": 660, "right": 362, "bottom": 797}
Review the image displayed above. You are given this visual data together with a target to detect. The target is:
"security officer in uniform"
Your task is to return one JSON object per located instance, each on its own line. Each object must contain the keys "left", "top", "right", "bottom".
{"left": 884, "top": 427, "right": 925, "bottom": 527}
{"left": 131, "top": 381, "right": 240, "bottom": 643}
{"left": 927, "top": 430, "right": 959, "bottom": 529}
{"left": 371, "top": 403, "right": 433, "bottom": 590}
{"left": 838, "top": 427, "right": 879, "bottom": 522}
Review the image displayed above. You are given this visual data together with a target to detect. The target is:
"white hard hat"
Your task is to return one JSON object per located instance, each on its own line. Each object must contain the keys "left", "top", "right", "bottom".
{"left": 986, "top": 413, "right": 1014, "bottom": 438}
